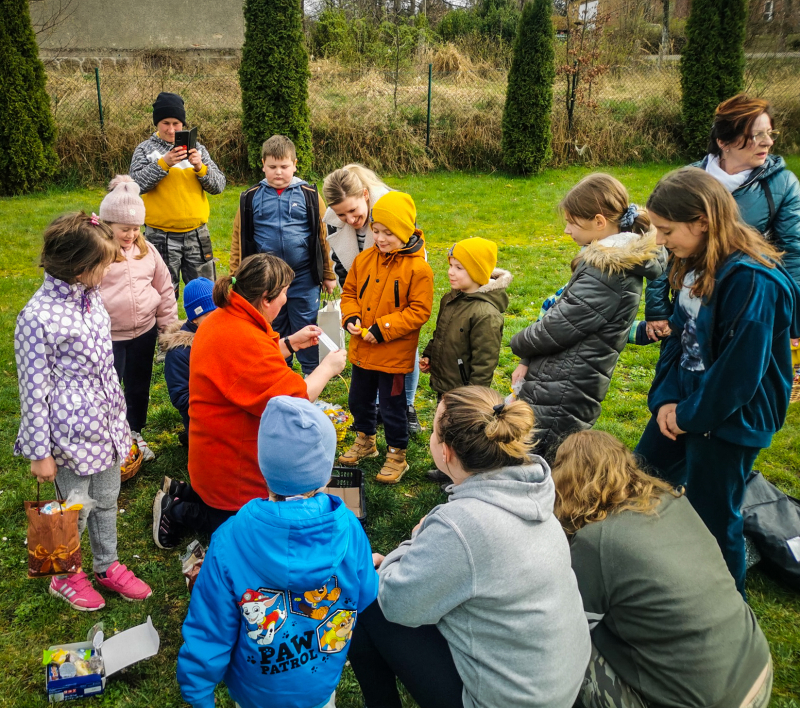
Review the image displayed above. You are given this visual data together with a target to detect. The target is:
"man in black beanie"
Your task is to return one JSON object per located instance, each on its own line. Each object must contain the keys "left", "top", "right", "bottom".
{"left": 130, "top": 92, "right": 226, "bottom": 299}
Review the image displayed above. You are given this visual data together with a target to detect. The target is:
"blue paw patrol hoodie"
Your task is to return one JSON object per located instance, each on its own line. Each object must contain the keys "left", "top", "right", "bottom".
{"left": 177, "top": 494, "right": 378, "bottom": 708}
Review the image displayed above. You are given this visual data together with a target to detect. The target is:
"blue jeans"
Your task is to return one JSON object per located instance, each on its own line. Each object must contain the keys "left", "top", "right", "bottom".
{"left": 271, "top": 268, "right": 320, "bottom": 376}
{"left": 635, "top": 416, "right": 760, "bottom": 597}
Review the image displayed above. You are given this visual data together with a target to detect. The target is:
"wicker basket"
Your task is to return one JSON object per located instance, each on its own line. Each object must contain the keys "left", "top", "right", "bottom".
{"left": 120, "top": 443, "right": 144, "bottom": 483}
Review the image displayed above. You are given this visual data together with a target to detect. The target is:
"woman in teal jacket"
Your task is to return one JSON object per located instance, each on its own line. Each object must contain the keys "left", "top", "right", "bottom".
{"left": 636, "top": 167, "right": 800, "bottom": 597}
{"left": 643, "top": 94, "right": 800, "bottom": 333}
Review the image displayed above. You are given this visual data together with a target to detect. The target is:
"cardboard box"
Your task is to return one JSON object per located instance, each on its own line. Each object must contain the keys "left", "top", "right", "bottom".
{"left": 45, "top": 617, "right": 160, "bottom": 702}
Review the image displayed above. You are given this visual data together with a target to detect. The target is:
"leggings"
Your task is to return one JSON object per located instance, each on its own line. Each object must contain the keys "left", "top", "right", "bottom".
{"left": 348, "top": 601, "right": 463, "bottom": 708}
{"left": 112, "top": 325, "right": 158, "bottom": 433}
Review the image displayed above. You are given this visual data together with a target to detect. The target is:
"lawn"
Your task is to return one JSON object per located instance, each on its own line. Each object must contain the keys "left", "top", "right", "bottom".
{"left": 1, "top": 160, "right": 799, "bottom": 707}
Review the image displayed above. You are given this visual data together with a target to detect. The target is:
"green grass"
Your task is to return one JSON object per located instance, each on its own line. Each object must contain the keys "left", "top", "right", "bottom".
{"left": 1, "top": 159, "right": 799, "bottom": 707}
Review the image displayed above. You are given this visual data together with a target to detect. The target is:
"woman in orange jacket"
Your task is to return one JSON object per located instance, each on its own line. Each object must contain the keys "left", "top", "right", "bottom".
{"left": 339, "top": 192, "right": 434, "bottom": 483}
{"left": 152, "top": 254, "right": 347, "bottom": 548}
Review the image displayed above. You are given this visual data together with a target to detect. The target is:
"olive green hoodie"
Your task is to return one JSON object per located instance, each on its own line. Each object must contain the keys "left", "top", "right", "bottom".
{"left": 422, "top": 267, "right": 512, "bottom": 394}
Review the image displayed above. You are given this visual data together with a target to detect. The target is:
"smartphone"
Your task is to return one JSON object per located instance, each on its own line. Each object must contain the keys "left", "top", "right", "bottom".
{"left": 174, "top": 127, "right": 197, "bottom": 151}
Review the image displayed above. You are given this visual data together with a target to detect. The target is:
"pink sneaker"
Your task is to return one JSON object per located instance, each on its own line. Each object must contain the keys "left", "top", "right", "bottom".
{"left": 49, "top": 572, "right": 106, "bottom": 612}
{"left": 95, "top": 561, "right": 152, "bottom": 602}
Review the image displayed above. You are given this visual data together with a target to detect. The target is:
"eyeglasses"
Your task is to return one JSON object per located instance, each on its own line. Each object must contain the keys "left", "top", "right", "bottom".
{"left": 751, "top": 130, "right": 779, "bottom": 143}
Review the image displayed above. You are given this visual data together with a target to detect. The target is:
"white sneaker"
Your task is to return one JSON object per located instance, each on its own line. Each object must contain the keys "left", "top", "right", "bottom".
{"left": 131, "top": 431, "right": 155, "bottom": 462}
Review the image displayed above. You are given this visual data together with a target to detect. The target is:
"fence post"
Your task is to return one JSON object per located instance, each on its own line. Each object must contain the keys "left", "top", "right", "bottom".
{"left": 94, "top": 67, "right": 104, "bottom": 132}
{"left": 426, "top": 63, "right": 432, "bottom": 149}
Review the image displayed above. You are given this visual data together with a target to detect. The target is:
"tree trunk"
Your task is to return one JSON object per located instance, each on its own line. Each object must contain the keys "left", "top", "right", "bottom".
{"left": 659, "top": 0, "right": 670, "bottom": 64}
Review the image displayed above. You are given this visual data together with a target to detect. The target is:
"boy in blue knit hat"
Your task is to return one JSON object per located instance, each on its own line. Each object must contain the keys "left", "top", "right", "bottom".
{"left": 177, "top": 396, "right": 378, "bottom": 708}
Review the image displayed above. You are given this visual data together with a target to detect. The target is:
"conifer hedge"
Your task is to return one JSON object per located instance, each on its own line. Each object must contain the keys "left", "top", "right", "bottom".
{"left": 501, "top": 0, "right": 555, "bottom": 174}
{"left": 680, "top": 0, "right": 746, "bottom": 158}
{"left": 0, "top": 0, "right": 57, "bottom": 196}
{"left": 240, "top": 0, "right": 313, "bottom": 173}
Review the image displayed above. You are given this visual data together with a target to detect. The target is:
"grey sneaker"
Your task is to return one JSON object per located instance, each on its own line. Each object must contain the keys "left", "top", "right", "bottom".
{"left": 407, "top": 405, "right": 422, "bottom": 435}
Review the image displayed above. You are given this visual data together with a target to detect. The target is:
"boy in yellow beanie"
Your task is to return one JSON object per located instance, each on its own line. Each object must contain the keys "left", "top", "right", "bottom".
{"left": 339, "top": 192, "right": 434, "bottom": 484}
{"left": 420, "top": 237, "right": 512, "bottom": 483}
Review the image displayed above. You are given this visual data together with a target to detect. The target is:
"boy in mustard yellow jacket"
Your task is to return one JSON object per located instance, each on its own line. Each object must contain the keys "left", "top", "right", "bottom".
{"left": 130, "top": 92, "right": 226, "bottom": 299}
{"left": 340, "top": 192, "right": 434, "bottom": 483}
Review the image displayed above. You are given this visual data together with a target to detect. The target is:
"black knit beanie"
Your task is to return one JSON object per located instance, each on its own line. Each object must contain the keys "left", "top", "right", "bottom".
{"left": 152, "top": 92, "right": 186, "bottom": 126}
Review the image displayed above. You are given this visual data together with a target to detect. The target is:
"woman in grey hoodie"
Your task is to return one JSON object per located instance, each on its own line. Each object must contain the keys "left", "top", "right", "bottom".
{"left": 348, "top": 386, "right": 591, "bottom": 708}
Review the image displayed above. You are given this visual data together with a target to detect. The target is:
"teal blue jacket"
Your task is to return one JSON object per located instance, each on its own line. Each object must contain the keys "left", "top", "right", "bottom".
{"left": 645, "top": 155, "right": 800, "bottom": 320}
{"left": 648, "top": 252, "right": 800, "bottom": 448}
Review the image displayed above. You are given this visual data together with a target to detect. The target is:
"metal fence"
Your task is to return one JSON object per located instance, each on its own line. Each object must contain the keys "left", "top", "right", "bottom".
{"left": 44, "top": 55, "right": 800, "bottom": 182}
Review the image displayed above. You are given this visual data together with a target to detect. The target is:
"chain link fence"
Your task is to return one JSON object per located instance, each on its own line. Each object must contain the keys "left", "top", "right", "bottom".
{"left": 44, "top": 53, "right": 800, "bottom": 184}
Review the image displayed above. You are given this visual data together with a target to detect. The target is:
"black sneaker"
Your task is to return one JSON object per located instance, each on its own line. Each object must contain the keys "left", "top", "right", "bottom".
{"left": 426, "top": 469, "right": 450, "bottom": 484}
{"left": 407, "top": 405, "right": 422, "bottom": 435}
{"left": 161, "top": 475, "right": 189, "bottom": 499}
{"left": 153, "top": 490, "right": 182, "bottom": 550}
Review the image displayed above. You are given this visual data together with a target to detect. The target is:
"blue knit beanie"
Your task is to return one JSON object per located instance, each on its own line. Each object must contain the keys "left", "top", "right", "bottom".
{"left": 258, "top": 396, "right": 337, "bottom": 496}
{"left": 183, "top": 278, "right": 216, "bottom": 320}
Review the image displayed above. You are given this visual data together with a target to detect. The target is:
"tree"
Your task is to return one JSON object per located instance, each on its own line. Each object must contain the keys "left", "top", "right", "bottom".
{"left": 680, "top": 0, "right": 746, "bottom": 157}
{"left": 501, "top": 0, "right": 555, "bottom": 174}
{"left": 0, "top": 0, "right": 57, "bottom": 196}
{"left": 240, "top": 0, "right": 313, "bottom": 173}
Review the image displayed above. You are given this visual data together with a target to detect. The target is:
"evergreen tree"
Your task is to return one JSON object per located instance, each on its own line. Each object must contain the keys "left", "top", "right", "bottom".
{"left": 681, "top": 0, "right": 746, "bottom": 157}
{"left": 239, "top": 0, "right": 312, "bottom": 173}
{"left": 0, "top": 0, "right": 57, "bottom": 196}
{"left": 501, "top": 0, "right": 555, "bottom": 174}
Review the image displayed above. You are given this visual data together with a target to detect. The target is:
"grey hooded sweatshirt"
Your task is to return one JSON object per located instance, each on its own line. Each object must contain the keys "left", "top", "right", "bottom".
{"left": 378, "top": 462, "right": 591, "bottom": 708}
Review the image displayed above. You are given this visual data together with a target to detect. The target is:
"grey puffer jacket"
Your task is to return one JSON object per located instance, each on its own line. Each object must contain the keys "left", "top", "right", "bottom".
{"left": 511, "top": 232, "right": 665, "bottom": 452}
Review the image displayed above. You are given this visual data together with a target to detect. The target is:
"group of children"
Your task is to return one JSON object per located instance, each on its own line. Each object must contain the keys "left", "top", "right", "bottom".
{"left": 13, "top": 96, "right": 800, "bottom": 707}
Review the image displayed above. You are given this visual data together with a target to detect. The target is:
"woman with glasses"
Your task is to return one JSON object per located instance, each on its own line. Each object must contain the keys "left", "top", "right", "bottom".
{"left": 643, "top": 94, "right": 800, "bottom": 341}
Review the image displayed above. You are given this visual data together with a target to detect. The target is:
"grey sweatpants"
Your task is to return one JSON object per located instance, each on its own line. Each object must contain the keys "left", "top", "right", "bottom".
{"left": 55, "top": 462, "right": 120, "bottom": 574}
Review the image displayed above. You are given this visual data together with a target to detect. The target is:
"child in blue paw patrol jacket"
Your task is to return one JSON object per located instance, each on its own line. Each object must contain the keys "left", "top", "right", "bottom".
{"left": 177, "top": 396, "right": 379, "bottom": 708}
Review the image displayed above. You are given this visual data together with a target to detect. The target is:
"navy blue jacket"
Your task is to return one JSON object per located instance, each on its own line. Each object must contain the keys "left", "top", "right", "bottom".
{"left": 161, "top": 320, "right": 197, "bottom": 430}
{"left": 648, "top": 253, "right": 800, "bottom": 448}
{"left": 645, "top": 155, "right": 800, "bottom": 320}
{"left": 177, "top": 494, "right": 378, "bottom": 708}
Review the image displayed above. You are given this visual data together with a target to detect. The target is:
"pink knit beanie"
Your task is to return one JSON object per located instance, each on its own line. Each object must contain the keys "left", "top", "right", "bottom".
{"left": 99, "top": 175, "right": 146, "bottom": 226}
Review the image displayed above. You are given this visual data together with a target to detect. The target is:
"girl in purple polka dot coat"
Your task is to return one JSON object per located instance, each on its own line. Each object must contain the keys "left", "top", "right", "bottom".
{"left": 14, "top": 212, "right": 152, "bottom": 611}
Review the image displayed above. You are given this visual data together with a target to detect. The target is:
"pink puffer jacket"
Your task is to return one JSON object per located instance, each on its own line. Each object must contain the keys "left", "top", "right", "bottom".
{"left": 101, "top": 241, "right": 178, "bottom": 340}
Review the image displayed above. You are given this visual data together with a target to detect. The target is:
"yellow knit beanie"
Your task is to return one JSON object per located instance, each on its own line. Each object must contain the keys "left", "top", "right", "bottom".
{"left": 450, "top": 237, "right": 497, "bottom": 286}
{"left": 370, "top": 191, "right": 417, "bottom": 244}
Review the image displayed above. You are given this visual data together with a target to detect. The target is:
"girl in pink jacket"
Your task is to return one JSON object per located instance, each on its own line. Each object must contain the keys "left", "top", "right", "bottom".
{"left": 100, "top": 175, "right": 178, "bottom": 460}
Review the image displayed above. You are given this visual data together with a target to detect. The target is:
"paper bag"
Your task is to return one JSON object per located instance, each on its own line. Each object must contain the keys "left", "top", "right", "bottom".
{"left": 26, "top": 483, "right": 81, "bottom": 578}
{"left": 318, "top": 296, "right": 345, "bottom": 363}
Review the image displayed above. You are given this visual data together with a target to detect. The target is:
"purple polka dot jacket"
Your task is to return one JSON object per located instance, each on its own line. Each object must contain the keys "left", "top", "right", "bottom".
{"left": 14, "top": 274, "right": 131, "bottom": 475}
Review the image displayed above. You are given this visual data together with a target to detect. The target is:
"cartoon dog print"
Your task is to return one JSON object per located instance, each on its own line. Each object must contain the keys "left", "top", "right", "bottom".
{"left": 317, "top": 610, "right": 356, "bottom": 653}
{"left": 290, "top": 578, "right": 341, "bottom": 620}
{"left": 238, "top": 589, "right": 286, "bottom": 646}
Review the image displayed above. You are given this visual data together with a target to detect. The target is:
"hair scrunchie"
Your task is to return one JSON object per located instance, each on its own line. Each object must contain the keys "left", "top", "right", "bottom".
{"left": 619, "top": 204, "right": 639, "bottom": 230}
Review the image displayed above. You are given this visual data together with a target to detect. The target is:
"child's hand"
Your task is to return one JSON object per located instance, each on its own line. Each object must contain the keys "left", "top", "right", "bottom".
{"left": 412, "top": 515, "right": 427, "bottom": 535}
{"left": 31, "top": 456, "right": 57, "bottom": 483}
{"left": 292, "top": 325, "right": 322, "bottom": 350}
{"left": 372, "top": 553, "right": 385, "bottom": 569}
{"left": 511, "top": 363, "right": 527, "bottom": 386}
{"left": 656, "top": 403, "right": 684, "bottom": 441}
{"left": 346, "top": 319, "right": 362, "bottom": 336}
{"left": 187, "top": 148, "right": 204, "bottom": 172}
{"left": 646, "top": 320, "right": 671, "bottom": 341}
{"left": 419, "top": 356, "right": 431, "bottom": 373}
{"left": 163, "top": 146, "right": 188, "bottom": 167}
{"left": 321, "top": 279, "right": 337, "bottom": 295}
{"left": 362, "top": 329, "right": 377, "bottom": 344}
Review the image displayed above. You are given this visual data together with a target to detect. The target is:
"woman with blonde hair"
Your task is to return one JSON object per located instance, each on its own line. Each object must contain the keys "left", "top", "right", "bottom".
{"left": 637, "top": 167, "right": 800, "bottom": 596}
{"left": 323, "top": 164, "right": 423, "bottom": 435}
{"left": 348, "top": 386, "right": 590, "bottom": 708}
{"left": 552, "top": 429, "right": 772, "bottom": 708}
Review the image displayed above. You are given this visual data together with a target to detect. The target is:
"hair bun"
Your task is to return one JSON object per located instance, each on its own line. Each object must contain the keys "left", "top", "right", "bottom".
{"left": 107, "top": 174, "right": 140, "bottom": 196}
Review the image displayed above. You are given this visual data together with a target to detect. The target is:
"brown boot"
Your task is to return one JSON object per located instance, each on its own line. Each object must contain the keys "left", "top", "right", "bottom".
{"left": 376, "top": 447, "right": 409, "bottom": 484}
{"left": 338, "top": 432, "right": 378, "bottom": 466}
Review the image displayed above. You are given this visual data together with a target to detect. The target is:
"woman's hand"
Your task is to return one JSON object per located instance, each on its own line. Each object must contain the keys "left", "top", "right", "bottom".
{"left": 187, "top": 148, "right": 204, "bottom": 172}
{"left": 511, "top": 363, "right": 527, "bottom": 386}
{"left": 291, "top": 325, "right": 322, "bottom": 350}
{"left": 321, "top": 279, "right": 337, "bottom": 295}
{"left": 31, "top": 456, "right": 57, "bottom": 483}
{"left": 656, "top": 403, "right": 685, "bottom": 440}
{"left": 372, "top": 553, "right": 385, "bottom": 569}
{"left": 645, "top": 320, "right": 671, "bottom": 341}
{"left": 320, "top": 348, "right": 347, "bottom": 376}
{"left": 163, "top": 146, "right": 188, "bottom": 167}
{"left": 419, "top": 356, "right": 431, "bottom": 373}
{"left": 346, "top": 319, "right": 362, "bottom": 336}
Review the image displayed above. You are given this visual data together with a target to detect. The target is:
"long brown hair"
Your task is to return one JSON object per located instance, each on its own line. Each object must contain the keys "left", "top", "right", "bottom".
{"left": 212, "top": 253, "right": 294, "bottom": 309}
{"left": 552, "top": 430, "right": 680, "bottom": 535}
{"left": 437, "top": 387, "right": 534, "bottom": 473}
{"left": 41, "top": 212, "right": 119, "bottom": 283}
{"left": 560, "top": 173, "right": 652, "bottom": 237}
{"left": 647, "top": 167, "right": 782, "bottom": 300}
{"left": 708, "top": 94, "right": 773, "bottom": 157}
